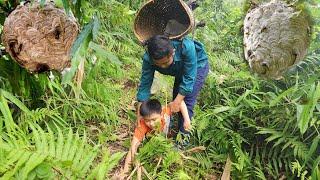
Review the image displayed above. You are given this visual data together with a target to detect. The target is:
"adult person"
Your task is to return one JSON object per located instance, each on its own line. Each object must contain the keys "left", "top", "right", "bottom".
{"left": 136, "top": 35, "right": 209, "bottom": 137}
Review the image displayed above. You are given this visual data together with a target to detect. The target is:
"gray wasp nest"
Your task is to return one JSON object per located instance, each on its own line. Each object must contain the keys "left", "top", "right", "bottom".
{"left": 1, "top": 2, "right": 79, "bottom": 73}
{"left": 243, "top": 0, "right": 312, "bottom": 78}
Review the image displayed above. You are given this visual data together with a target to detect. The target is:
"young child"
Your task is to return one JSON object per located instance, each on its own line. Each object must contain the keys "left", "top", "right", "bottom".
{"left": 122, "top": 99, "right": 191, "bottom": 175}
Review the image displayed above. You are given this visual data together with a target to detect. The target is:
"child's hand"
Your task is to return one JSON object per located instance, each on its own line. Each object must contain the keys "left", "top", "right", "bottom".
{"left": 184, "top": 120, "right": 191, "bottom": 131}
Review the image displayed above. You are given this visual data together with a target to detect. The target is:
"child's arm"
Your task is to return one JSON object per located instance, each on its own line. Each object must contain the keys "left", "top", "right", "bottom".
{"left": 122, "top": 136, "right": 141, "bottom": 175}
{"left": 179, "top": 100, "right": 191, "bottom": 131}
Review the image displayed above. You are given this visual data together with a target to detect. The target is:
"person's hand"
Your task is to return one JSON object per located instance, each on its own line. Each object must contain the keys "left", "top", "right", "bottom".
{"left": 170, "top": 94, "right": 185, "bottom": 113}
{"left": 169, "top": 101, "right": 181, "bottom": 113}
{"left": 184, "top": 120, "right": 191, "bottom": 131}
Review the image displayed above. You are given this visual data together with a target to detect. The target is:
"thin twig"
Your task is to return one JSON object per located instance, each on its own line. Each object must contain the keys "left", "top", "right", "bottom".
{"left": 52, "top": 167, "right": 70, "bottom": 180}
{"left": 136, "top": 161, "right": 142, "bottom": 180}
{"left": 185, "top": 146, "right": 206, "bottom": 153}
{"left": 179, "top": 152, "right": 200, "bottom": 164}
{"left": 153, "top": 157, "right": 162, "bottom": 177}
{"left": 126, "top": 166, "right": 138, "bottom": 180}
{"left": 141, "top": 165, "right": 153, "bottom": 180}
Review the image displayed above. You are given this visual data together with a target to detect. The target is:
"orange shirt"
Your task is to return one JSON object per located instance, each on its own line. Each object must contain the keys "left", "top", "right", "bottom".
{"left": 133, "top": 107, "right": 171, "bottom": 142}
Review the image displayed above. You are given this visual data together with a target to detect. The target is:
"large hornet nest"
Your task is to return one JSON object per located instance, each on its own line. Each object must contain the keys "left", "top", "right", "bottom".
{"left": 1, "top": 2, "right": 79, "bottom": 73}
{"left": 243, "top": 0, "right": 312, "bottom": 79}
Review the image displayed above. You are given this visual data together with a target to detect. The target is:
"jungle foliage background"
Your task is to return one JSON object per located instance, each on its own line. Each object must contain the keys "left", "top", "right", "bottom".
{"left": 0, "top": 0, "right": 319, "bottom": 179}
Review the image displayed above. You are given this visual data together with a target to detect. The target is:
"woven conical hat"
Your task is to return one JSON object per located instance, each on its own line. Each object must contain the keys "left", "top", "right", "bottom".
{"left": 134, "top": 0, "right": 195, "bottom": 43}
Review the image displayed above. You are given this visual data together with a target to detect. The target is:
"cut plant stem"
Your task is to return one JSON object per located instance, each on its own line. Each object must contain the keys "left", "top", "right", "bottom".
{"left": 221, "top": 155, "right": 231, "bottom": 180}
{"left": 137, "top": 161, "right": 142, "bottom": 180}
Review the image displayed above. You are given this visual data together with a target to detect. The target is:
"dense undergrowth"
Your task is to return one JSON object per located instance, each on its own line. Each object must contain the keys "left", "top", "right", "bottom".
{"left": 0, "top": 0, "right": 319, "bottom": 179}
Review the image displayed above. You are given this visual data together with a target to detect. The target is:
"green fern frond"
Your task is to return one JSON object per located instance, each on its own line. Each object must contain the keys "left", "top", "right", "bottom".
{"left": 87, "top": 150, "right": 125, "bottom": 180}
{"left": 0, "top": 123, "right": 100, "bottom": 179}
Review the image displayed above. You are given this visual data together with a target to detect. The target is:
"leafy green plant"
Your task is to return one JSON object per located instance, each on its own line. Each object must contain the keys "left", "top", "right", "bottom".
{"left": 137, "top": 135, "right": 185, "bottom": 179}
{"left": 0, "top": 89, "right": 123, "bottom": 179}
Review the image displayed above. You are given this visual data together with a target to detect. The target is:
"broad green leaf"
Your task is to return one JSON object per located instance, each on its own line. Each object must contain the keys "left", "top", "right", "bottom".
{"left": 297, "top": 83, "right": 320, "bottom": 134}
{"left": 1, "top": 89, "right": 30, "bottom": 114}
{"left": 0, "top": 94, "right": 16, "bottom": 133}
{"left": 89, "top": 42, "right": 122, "bottom": 66}
{"left": 62, "top": 19, "right": 94, "bottom": 84}
{"left": 316, "top": 104, "right": 320, "bottom": 112}
{"left": 269, "top": 87, "right": 295, "bottom": 107}
{"left": 73, "top": 0, "right": 82, "bottom": 20}
{"left": 304, "top": 136, "right": 320, "bottom": 165}
{"left": 92, "top": 15, "right": 100, "bottom": 41}
{"left": 70, "top": 20, "right": 94, "bottom": 58}
{"left": 235, "top": 89, "right": 251, "bottom": 105}
{"left": 61, "top": 0, "right": 70, "bottom": 15}
{"left": 312, "top": 156, "right": 320, "bottom": 180}
{"left": 213, "top": 106, "right": 231, "bottom": 114}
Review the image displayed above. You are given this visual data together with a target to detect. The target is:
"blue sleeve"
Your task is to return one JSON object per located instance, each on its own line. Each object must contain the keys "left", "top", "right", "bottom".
{"left": 137, "top": 55, "right": 155, "bottom": 102}
{"left": 179, "top": 39, "right": 197, "bottom": 96}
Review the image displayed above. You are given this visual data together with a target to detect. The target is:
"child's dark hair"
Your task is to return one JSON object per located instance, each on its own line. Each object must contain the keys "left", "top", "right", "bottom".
{"left": 145, "top": 35, "right": 173, "bottom": 60}
{"left": 140, "top": 99, "right": 162, "bottom": 117}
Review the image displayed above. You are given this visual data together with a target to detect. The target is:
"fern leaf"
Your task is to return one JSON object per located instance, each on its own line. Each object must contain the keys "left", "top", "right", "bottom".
{"left": 0, "top": 149, "right": 24, "bottom": 174}
{"left": 30, "top": 124, "right": 43, "bottom": 153}
{"left": 102, "top": 152, "right": 125, "bottom": 178}
{"left": 61, "top": 128, "right": 74, "bottom": 161}
{"left": 66, "top": 131, "right": 79, "bottom": 161}
{"left": 20, "top": 153, "right": 47, "bottom": 178}
{"left": 55, "top": 126, "right": 64, "bottom": 160}
{"left": 254, "top": 167, "right": 267, "bottom": 180}
{"left": 2, "top": 151, "right": 31, "bottom": 179}
{"left": 71, "top": 132, "right": 87, "bottom": 173}
{"left": 48, "top": 113, "right": 68, "bottom": 127}
{"left": 79, "top": 147, "right": 98, "bottom": 176}
{"left": 47, "top": 125, "right": 56, "bottom": 158}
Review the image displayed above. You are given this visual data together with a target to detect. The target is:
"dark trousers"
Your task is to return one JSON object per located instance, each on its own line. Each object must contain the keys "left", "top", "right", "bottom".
{"left": 173, "top": 62, "right": 209, "bottom": 133}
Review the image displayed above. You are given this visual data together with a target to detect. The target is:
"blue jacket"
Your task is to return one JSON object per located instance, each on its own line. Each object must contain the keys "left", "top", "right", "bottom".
{"left": 137, "top": 37, "right": 208, "bottom": 102}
